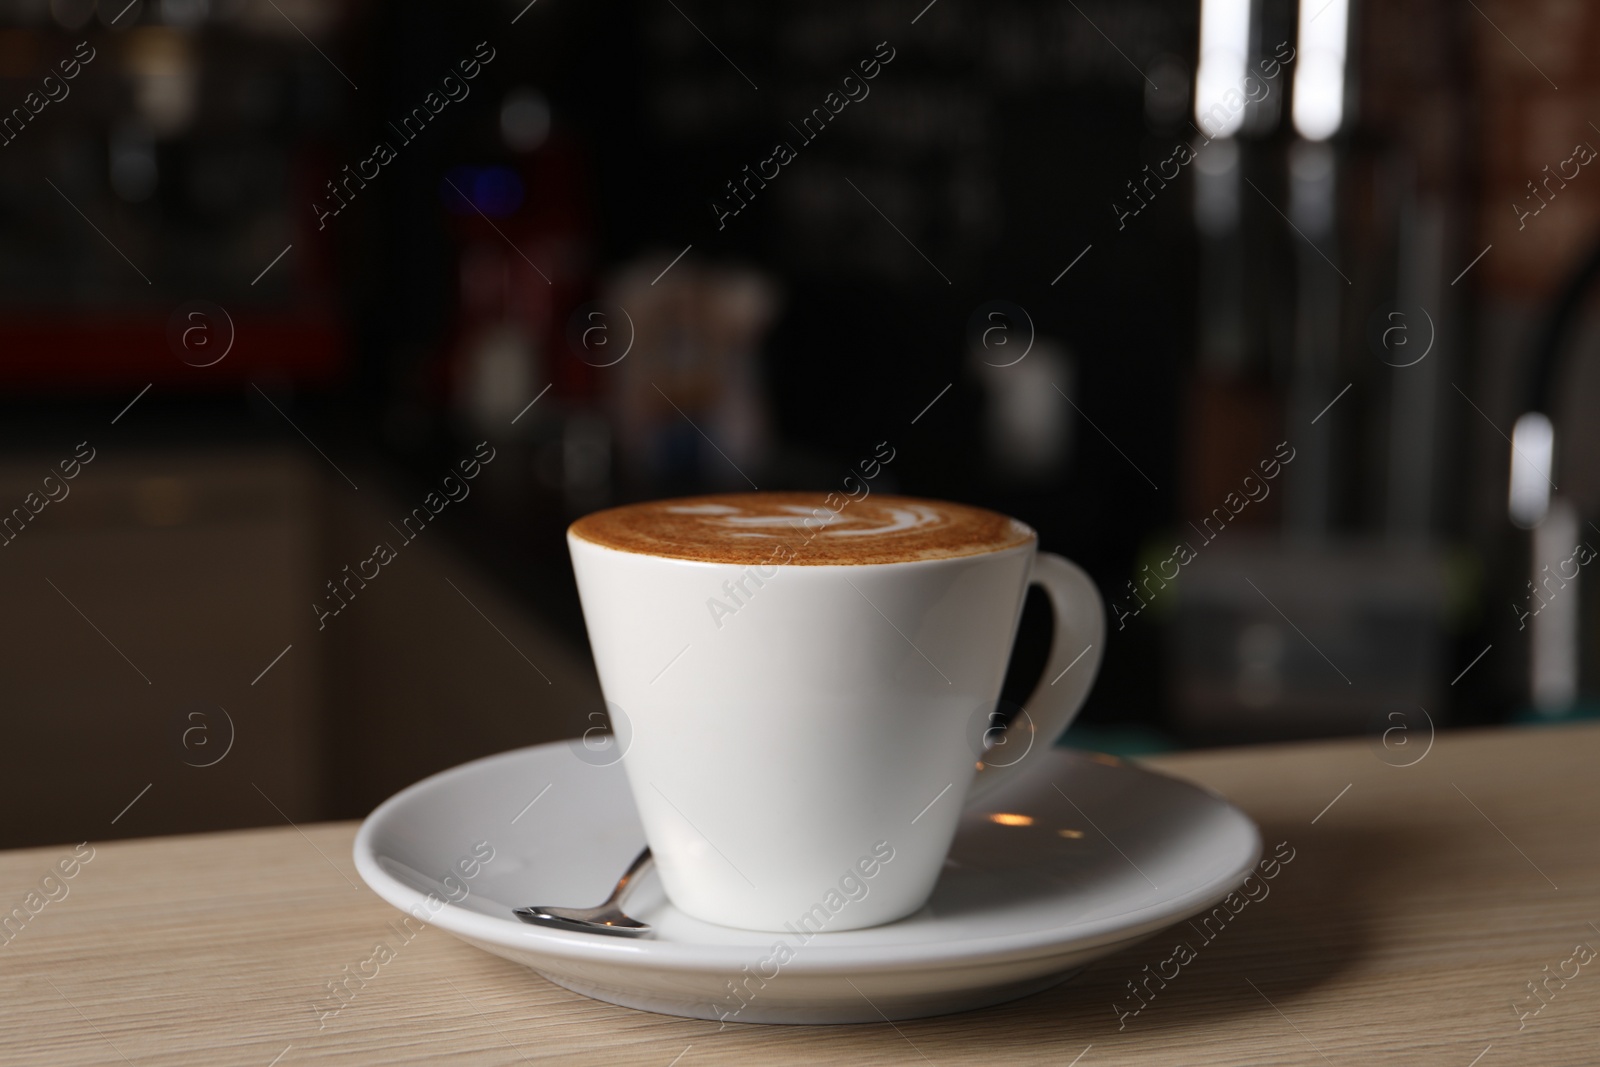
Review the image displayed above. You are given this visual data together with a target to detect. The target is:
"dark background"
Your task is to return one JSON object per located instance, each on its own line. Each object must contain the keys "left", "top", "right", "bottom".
{"left": 0, "top": 0, "right": 1593, "bottom": 848}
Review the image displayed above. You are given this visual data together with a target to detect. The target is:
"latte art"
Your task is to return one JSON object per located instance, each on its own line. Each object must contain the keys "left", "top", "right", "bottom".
{"left": 571, "top": 492, "right": 1034, "bottom": 565}
{"left": 663, "top": 501, "right": 944, "bottom": 539}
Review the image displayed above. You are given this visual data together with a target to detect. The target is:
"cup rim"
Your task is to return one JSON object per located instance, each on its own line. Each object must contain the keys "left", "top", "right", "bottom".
{"left": 567, "top": 528, "right": 1038, "bottom": 569}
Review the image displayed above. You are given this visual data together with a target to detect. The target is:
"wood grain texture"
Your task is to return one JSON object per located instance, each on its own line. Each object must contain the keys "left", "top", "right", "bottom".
{"left": 2, "top": 722, "right": 1596, "bottom": 1065}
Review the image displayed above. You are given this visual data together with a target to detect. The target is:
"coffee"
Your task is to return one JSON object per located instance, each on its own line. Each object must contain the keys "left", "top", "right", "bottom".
{"left": 570, "top": 491, "right": 1034, "bottom": 566}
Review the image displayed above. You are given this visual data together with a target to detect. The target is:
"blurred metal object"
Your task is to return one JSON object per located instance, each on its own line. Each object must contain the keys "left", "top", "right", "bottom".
{"left": 1508, "top": 412, "right": 1555, "bottom": 529}
{"left": 973, "top": 342, "right": 1070, "bottom": 482}
{"left": 1170, "top": 538, "right": 1449, "bottom": 740}
{"left": 1529, "top": 498, "right": 1580, "bottom": 712}
{"left": 1194, "top": 0, "right": 1250, "bottom": 140}
{"left": 1385, "top": 196, "right": 1448, "bottom": 542}
{"left": 1284, "top": 139, "right": 1342, "bottom": 537}
{"left": 1512, "top": 232, "right": 1600, "bottom": 714}
{"left": 1291, "top": 0, "right": 1349, "bottom": 141}
{"left": 1194, "top": 138, "right": 1243, "bottom": 377}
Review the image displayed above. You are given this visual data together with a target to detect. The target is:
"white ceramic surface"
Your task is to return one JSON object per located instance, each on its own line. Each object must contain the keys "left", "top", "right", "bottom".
{"left": 353, "top": 740, "right": 1262, "bottom": 1024}
{"left": 568, "top": 519, "right": 1106, "bottom": 931}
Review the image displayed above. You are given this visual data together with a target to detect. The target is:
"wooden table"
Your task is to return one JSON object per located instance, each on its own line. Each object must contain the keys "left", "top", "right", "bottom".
{"left": 4, "top": 723, "right": 1596, "bottom": 1065}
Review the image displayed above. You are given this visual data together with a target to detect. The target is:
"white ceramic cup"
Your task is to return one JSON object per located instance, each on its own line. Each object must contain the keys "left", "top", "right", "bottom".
{"left": 568, "top": 507, "right": 1105, "bottom": 933}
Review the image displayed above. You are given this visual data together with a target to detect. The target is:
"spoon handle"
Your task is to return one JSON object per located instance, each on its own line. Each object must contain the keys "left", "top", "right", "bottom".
{"left": 606, "top": 847, "right": 654, "bottom": 907}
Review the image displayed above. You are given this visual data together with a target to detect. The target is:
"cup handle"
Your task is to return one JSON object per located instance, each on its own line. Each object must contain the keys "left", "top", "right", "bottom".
{"left": 966, "top": 551, "right": 1106, "bottom": 805}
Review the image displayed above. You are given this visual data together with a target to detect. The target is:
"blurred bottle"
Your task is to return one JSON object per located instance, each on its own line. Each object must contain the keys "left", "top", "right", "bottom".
{"left": 443, "top": 86, "right": 594, "bottom": 438}
{"left": 601, "top": 254, "right": 779, "bottom": 491}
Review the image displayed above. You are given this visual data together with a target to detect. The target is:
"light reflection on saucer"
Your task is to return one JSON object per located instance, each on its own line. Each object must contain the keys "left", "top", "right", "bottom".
{"left": 988, "top": 813, "right": 1034, "bottom": 827}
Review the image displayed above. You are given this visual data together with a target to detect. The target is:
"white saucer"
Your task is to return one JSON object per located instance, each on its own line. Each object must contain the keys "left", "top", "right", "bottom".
{"left": 353, "top": 741, "right": 1260, "bottom": 1024}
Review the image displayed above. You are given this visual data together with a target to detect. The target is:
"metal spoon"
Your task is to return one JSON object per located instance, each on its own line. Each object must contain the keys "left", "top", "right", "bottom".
{"left": 514, "top": 847, "right": 653, "bottom": 937}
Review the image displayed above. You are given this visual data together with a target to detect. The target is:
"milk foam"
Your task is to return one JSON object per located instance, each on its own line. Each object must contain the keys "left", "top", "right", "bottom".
{"left": 572, "top": 492, "right": 1034, "bottom": 565}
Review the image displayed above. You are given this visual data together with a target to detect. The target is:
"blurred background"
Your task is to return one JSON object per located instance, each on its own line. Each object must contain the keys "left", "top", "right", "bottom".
{"left": 2, "top": 0, "right": 1595, "bottom": 849}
